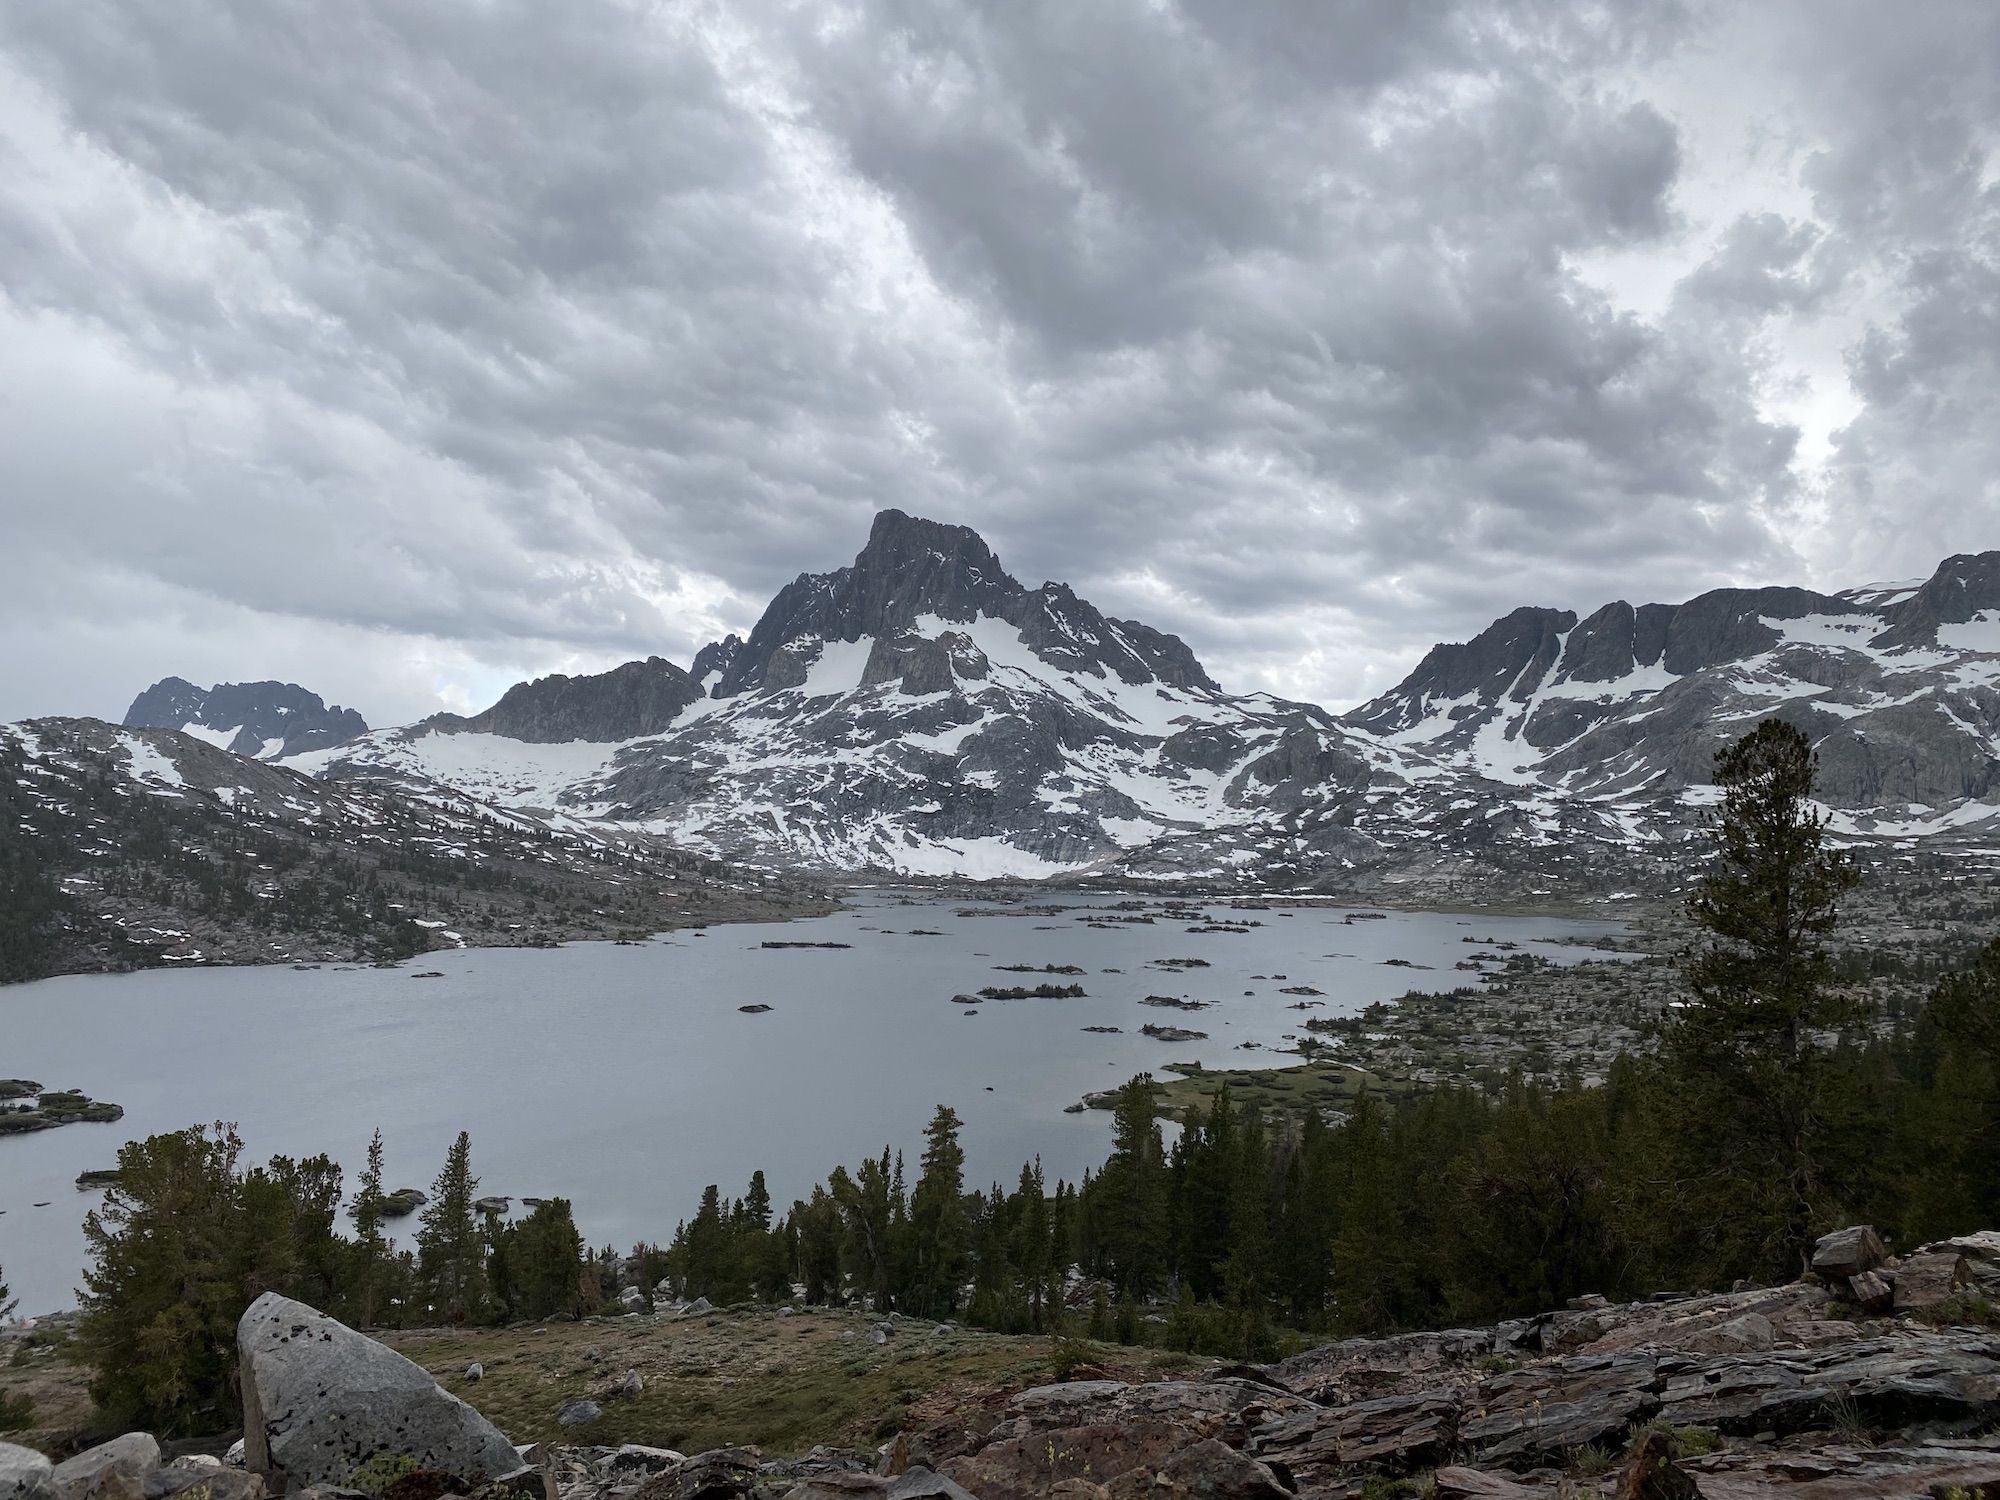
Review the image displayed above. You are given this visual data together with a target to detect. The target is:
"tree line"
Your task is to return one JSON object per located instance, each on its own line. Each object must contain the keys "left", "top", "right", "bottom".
{"left": 44, "top": 720, "right": 2000, "bottom": 1435}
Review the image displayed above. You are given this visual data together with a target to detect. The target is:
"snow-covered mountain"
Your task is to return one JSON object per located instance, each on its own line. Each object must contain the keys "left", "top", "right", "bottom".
{"left": 124, "top": 677, "right": 368, "bottom": 759}
{"left": 112, "top": 517, "right": 2000, "bottom": 891}
{"left": 1346, "top": 552, "right": 2000, "bottom": 843}
{"left": 304, "top": 511, "right": 1444, "bottom": 879}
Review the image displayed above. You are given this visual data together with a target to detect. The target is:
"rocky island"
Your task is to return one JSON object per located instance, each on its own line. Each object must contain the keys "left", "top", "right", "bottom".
{"left": 0, "top": 1083, "right": 122, "bottom": 1136}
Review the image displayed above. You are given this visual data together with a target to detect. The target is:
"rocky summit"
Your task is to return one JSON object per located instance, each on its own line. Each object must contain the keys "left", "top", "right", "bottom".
{"left": 123, "top": 678, "right": 368, "bottom": 760}
{"left": 62, "top": 515, "right": 2000, "bottom": 889}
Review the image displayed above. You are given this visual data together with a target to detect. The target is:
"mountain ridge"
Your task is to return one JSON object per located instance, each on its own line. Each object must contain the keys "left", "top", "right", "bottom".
{"left": 92, "top": 517, "right": 2000, "bottom": 885}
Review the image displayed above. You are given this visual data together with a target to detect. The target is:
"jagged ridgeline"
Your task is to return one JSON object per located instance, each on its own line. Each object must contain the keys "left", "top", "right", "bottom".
{"left": 211, "top": 512, "right": 2000, "bottom": 885}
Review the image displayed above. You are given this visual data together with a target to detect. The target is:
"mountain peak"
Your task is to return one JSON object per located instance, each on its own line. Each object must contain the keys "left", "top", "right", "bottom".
{"left": 711, "top": 511, "right": 1025, "bottom": 695}
{"left": 123, "top": 678, "right": 368, "bottom": 759}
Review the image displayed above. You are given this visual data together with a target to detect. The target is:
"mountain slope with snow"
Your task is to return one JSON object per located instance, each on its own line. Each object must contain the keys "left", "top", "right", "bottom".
{"left": 1345, "top": 552, "right": 2000, "bottom": 843}
{"left": 152, "top": 521, "right": 2000, "bottom": 892}
{"left": 311, "top": 512, "right": 1437, "bottom": 879}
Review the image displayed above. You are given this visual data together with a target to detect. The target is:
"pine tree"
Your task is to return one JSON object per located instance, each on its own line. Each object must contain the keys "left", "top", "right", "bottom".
{"left": 1, "top": 1256, "right": 14, "bottom": 1322}
{"left": 77, "top": 1125, "right": 246, "bottom": 1430}
{"left": 1652, "top": 719, "right": 1861, "bottom": 1279}
{"left": 414, "top": 1131, "right": 489, "bottom": 1324}
{"left": 906, "top": 1106, "right": 970, "bottom": 1317}
{"left": 348, "top": 1129, "right": 394, "bottom": 1326}
{"left": 1011, "top": 1159, "right": 1055, "bottom": 1330}
{"left": 504, "top": 1199, "right": 589, "bottom": 1319}
{"left": 1093, "top": 1076, "right": 1168, "bottom": 1296}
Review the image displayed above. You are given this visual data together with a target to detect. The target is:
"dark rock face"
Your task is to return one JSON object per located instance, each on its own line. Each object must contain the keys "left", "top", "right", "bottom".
{"left": 459, "top": 658, "right": 702, "bottom": 744}
{"left": 713, "top": 511, "right": 1022, "bottom": 696}
{"left": 1878, "top": 550, "right": 2000, "bottom": 647}
{"left": 1347, "top": 607, "right": 1575, "bottom": 736}
{"left": 123, "top": 679, "right": 367, "bottom": 758}
{"left": 711, "top": 510, "right": 1217, "bottom": 699}
{"left": 689, "top": 636, "right": 743, "bottom": 694}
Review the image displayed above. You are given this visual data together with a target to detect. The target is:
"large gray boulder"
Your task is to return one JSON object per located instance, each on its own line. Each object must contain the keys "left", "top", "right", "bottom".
{"left": 50, "top": 1436, "right": 159, "bottom": 1500}
{"left": 1, "top": 1443, "right": 56, "bottom": 1500}
{"left": 237, "top": 1294, "right": 520, "bottom": 1492}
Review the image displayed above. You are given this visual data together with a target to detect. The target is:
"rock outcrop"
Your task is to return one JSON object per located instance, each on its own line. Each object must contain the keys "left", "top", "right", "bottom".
{"left": 123, "top": 680, "right": 367, "bottom": 760}
{"left": 448, "top": 659, "right": 704, "bottom": 744}
{"left": 237, "top": 1293, "right": 523, "bottom": 1491}
{"left": 874, "top": 1228, "right": 2000, "bottom": 1500}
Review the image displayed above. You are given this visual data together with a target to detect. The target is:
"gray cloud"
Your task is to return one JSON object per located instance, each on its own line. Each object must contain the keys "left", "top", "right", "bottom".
{"left": 0, "top": 0, "right": 1989, "bottom": 725}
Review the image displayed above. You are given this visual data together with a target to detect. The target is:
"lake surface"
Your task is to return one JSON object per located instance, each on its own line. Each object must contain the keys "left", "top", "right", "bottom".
{"left": 0, "top": 891, "right": 1631, "bottom": 1314}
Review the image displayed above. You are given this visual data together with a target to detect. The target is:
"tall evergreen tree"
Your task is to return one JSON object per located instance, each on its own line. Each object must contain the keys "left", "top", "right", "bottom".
{"left": 348, "top": 1129, "right": 394, "bottom": 1326}
{"left": 906, "top": 1106, "right": 970, "bottom": 1316}
{"left": 414, "top": 1131, "right": 489, "bottom": 1324}
{"left": 1649, "top": 719, "right": 1860, "bottom": 1279}
{"left": 1091, "top": 1076, "right": 1168, "bottom": 1296}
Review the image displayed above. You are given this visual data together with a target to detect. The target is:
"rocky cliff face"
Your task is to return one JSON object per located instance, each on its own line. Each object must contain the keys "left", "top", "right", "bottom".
{"left": 123, "top": 678, "right": 367, "bottom": 759}
{"left": 448, "top": 657, "right": 705, "bottom": 744}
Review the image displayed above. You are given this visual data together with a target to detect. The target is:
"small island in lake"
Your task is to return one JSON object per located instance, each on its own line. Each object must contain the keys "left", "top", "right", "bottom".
{"left": 0, "top": 1080, "right": 126, "bottom": 1134}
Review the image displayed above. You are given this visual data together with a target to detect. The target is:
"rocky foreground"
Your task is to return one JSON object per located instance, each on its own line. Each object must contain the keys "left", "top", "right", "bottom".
{"left": 7, "top": 1226, "right": 2000, "bottom": 1500}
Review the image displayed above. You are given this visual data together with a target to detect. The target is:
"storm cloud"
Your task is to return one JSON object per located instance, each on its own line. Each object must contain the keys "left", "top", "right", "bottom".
{"left": 0, "top": 0, "right": 1993, "bottom": 723}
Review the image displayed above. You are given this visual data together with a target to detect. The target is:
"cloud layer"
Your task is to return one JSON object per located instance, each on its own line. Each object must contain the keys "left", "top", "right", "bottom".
{"left": 1, "top": 0, "right": 1993, "bottom": 723}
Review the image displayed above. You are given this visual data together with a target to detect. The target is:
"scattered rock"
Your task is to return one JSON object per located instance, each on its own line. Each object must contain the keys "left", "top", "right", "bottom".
{"left": 465, "top": 1362, "right": 484, "bottom": 1382}
{"left": 1811, "top": 1224, "right": 1887, "bottom": 1280}
{"left": 620, "top": 1369, "right": 644, "bottom": 1398}
{"left": 601, "top": 1448, "right": 683, "bottom": 1478}
{"left": 556, "top": 1401, "right": 602, "bottom": 1430}
{"left": 142, "top": 1469, "right": 264, "bottom": 1500}
{"left": 51, "top": 1435, "right": 160, "bottom": 1500}
{"left": 1892, "top": 1250, "right": 1970, "bottom": 1313}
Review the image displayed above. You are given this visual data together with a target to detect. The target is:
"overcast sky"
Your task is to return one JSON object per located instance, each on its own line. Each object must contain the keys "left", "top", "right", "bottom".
{"left": 1, "top": 0, "right": 1994, "bottom": 727}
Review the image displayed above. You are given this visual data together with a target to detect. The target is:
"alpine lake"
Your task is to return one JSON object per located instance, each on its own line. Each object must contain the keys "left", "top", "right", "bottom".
{"left": 0, "top": 890, "right": 1635, "bottom": 1314}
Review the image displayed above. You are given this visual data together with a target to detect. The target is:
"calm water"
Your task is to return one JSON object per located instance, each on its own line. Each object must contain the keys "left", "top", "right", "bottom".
{"left": 0, "top": 891, "right": 1630, "bottom": 1314}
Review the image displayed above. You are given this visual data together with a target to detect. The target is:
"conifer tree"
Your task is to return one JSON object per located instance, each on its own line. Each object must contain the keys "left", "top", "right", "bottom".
{"left": 414, "top": 1131, "right": 489, "bottom": 1324}
{"left": 1, "top": 1256, "right": 14, "bottom": 1322}
{"left": 906, "top": 1105, "right": 969, "bottom": 1316}
{"left": 1652, "top": 719, "right": 1860, "bottom": 1278}
{"left": 1092, "top": 1076, "right": 1168, "bottom": 1295}
{"left": 348, "top": 1129, "right": 393, "bottom": 1326}
{"left": 795, "top": 1188, "right": 844, "bottom": 1304}
{"left": 502, "top": 1198, "right": 589, "bottom": 1318}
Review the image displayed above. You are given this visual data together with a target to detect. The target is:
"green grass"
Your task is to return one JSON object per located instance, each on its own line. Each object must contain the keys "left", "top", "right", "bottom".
{"left": 386, "top": 1306, "right": 1210, "bottom": 1458}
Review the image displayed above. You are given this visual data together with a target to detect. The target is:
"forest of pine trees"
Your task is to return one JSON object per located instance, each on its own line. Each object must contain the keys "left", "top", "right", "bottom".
{"left": 63, "top": 720, "right": 2000, "bottom": 1434}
